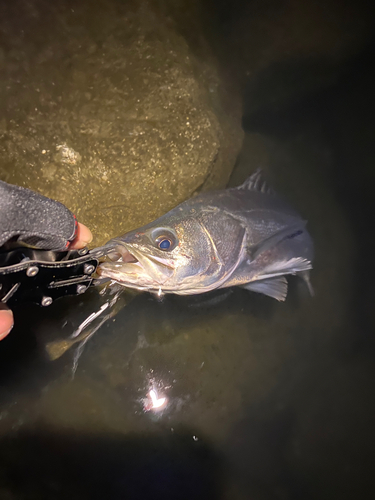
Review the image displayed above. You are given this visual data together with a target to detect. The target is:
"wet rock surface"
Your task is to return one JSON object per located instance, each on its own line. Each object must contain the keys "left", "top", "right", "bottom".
{"left": 0, "top": 0, "right": 243, "bottom": 246}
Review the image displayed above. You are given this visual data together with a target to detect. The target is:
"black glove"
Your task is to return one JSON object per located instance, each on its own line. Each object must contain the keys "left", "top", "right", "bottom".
{"left": 0, "top": 180, "right": 77, "bottom": 251}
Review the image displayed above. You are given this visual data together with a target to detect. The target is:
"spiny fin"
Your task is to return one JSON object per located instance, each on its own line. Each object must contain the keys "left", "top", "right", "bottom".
{"left": 249, "top": 221, "right": 307, "bottom": 261}
{"left": 237, "top": 168, "right": 274, "bottom": 194}
{"left": 260, "top": 257, "right": 312, "bottom": 280}
{"left": 243, "top": 276, "right": 288, "bottom": 301}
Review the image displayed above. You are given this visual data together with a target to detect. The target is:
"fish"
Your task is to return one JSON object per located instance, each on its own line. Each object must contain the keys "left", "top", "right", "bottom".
{"left": 97, "top": 170, "right": 314, "bottom": 301}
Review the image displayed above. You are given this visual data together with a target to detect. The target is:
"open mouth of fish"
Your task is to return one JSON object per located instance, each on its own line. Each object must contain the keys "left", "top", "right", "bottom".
{"left": 106, "top": 246, "right": 140, "bottom": 265}
{"left": 97, "top": 244, "right": 175, "bottom": 285}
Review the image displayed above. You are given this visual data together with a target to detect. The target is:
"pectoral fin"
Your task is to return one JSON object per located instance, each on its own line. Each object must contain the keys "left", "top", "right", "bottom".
{"left": 248, "top": 221, "right": 307, "bottom": 261}
{"left": 243, "top": 276, "right": 288, "bottom": 301}
{"left": 260, "top": 256, "right": 312, "bottom": 280}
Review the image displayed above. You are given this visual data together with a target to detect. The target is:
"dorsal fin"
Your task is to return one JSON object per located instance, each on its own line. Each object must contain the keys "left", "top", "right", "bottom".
{"left": 236, "top": 169, "right": 274, "bottom": 194}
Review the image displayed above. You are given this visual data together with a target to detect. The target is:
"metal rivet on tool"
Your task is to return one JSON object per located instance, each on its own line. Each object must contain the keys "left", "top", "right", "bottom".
{"left": 77, "top": 247, "right": 89, "bottom": 256}
{"left": 83, "top": 264, "right": 95, "bottom": 275}
{"left": 26, "top": 266, "right": 39, "bottom": 277}
{"left": 41, "top": 296, "right": 53, "bottom": 307}
{"left": 77, "top": 284, "right": 87, "bottom": 294}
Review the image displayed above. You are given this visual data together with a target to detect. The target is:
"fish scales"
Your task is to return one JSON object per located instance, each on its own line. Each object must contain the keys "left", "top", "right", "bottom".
{"left": 98, "top": 170, "right": 314, "bottom": 301}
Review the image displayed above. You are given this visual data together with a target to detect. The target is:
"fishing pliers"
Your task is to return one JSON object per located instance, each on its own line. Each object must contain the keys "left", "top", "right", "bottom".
{"left": 0, "top": 179, "right": 112, "bottom": 307}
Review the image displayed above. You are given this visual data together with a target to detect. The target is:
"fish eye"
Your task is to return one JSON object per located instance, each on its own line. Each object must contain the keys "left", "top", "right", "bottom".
{"left": 152, "top": 229, "right": 178, "bottom": 251}
{"left": 157, "top": 237, "right": 172, "bottom": 250}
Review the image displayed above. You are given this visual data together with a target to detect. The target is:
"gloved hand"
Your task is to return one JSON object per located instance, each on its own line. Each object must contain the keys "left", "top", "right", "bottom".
{"left": 0, "top": 180, "right": 93, "bottom": 340}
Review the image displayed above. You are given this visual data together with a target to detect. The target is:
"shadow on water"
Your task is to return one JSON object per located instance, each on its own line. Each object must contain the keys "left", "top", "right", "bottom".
{"left": 0, "top": 426, "right": 223, "bottom": 500}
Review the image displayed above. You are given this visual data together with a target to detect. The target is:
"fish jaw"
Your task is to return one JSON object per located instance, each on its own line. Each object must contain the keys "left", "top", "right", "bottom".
{"left": 98, "top": 261, "right": 156, "bottom": 290}
{"left": 98, "top": 242, "right": 176, "bottom": 290}
{"left": 97, "top": 238, "right": 227, "bottom": 295}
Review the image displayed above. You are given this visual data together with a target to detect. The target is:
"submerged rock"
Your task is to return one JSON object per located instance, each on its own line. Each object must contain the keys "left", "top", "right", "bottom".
{"left": 0, "top": 0, "right": 243, "bottom": 246}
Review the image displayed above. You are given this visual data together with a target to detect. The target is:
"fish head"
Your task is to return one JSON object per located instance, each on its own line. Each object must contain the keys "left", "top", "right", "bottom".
{"left": 97, "top": 211, "right": 224, "bottom": 293}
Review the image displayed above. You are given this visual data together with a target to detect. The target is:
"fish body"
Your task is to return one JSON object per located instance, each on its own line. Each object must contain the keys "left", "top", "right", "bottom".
{"left": 98, "top": 170, "right": 313, "bottom": 301}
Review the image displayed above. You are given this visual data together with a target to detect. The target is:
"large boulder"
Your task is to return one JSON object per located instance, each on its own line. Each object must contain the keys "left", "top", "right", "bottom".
{"left": 0, "top": 0, "right": 243, "bottom": 246}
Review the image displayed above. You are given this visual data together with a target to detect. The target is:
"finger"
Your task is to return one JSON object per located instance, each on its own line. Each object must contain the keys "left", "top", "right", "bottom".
{"left": 69, "top": 222, "right": 93, "bottom": 249}
{"left": 0, "top": 307, "right": 14, "bottom": 340}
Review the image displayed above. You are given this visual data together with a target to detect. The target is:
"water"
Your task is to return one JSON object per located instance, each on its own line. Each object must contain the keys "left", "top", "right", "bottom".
{"left": 1, "top": 35, "right": 375, "bottom": 500}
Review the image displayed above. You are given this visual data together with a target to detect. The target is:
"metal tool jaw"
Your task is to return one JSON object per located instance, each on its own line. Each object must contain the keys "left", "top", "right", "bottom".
{"left": 0, "top": 245, "right": 112, "bottom": 307}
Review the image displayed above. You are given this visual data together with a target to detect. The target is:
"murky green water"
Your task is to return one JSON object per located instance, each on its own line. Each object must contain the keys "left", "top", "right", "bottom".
{"left": 1, "top": 33, "right": 375, "bottom": 500}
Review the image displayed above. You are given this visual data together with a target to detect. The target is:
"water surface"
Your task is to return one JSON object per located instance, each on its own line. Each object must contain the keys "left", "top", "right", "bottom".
{"left": 1, "top": 41, "right": 374, "bottom": 500}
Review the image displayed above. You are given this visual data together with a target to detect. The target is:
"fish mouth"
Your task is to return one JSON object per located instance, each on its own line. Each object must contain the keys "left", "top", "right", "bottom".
{"left": 97, "top": 243, "right": 174, "bottom": 286}
{"left": 104, "top": 244, "right": 174, "bottom": 268}
{"left": 105, "top": 246, "right": 140, "bottom": 265}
